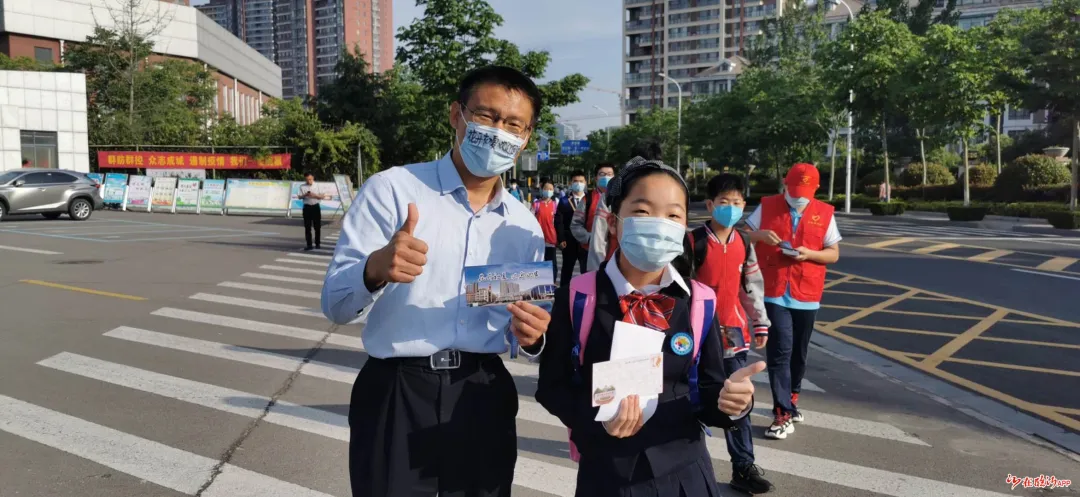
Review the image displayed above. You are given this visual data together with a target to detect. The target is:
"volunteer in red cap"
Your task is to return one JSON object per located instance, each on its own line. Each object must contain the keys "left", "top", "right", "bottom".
{"left": 743, "top": 163, "right": 841, "bottom": 441}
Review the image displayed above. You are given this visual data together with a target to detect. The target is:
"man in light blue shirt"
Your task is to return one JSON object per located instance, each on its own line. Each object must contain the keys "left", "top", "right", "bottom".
{"left": 321, "top": 66, "right": 552, "bottom": 497}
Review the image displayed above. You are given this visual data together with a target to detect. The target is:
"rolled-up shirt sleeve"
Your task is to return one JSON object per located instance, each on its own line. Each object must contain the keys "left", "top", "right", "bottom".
{"left": 321, "top": 174, "right": 398, "bottom": 325}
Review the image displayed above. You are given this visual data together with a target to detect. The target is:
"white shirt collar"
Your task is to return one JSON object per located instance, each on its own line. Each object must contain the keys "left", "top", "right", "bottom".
{"left": 604, "top": 256, "right": 690, "bottom": 297}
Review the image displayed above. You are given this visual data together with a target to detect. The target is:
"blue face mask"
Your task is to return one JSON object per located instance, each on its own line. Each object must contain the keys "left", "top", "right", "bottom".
{"left": 457, "top": 112, "right": 525, "bottom": 178}
{"left": 712, "top": 204, "right": 743, "bottom": 228}
{"left": 571, "top": 182, "right": 585, "bottom": 193}
{"left": 541, "top": 190, "right": 553, "bottom": 199}
{"left": 597, "top": 176, "right": 611, "bottom": 189}
{"left": 618, "top": 216, "right": 686, "bottom": 273}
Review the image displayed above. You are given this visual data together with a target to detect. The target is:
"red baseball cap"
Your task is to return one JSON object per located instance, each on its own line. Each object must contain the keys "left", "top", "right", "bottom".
{"left": 785, "top": 163, "right": 820, "bottom": 198}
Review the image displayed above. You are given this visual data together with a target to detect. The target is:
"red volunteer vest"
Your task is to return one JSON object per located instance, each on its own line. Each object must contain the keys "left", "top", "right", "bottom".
{"left": 757, "top": 195, "right": 833, "bottom": 303}
{"left": 535, "top": 199, "right": 558, "bottom": 245}
{"left": 694, "top": 227, "right": 751, "bottom": 351}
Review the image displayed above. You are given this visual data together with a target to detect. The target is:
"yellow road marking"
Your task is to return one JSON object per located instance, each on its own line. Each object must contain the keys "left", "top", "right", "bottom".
{"left": 1053, "top": 406, "right": 1080, "bottom": 416}
{"left": 826, "top": 289, "right": 907, "bottom": 298}
{"left": 968, "top": 249, "right": 1013, "bottom": 262}
{"left": 906, "top": 352, "right": 1080, "bottom": 377}
{"left": 822, "top": 274, "right": 856, "bottom": 289}
{"left": 873, "top": 308, "right": 985, "bottom": 321}
{"left": 1003, "top": 318, "right": 1080, "bottom": 328}
{"left": 1035, "top": 256, "right": 1078, "bottom": 272}
{"left": 19, "top": 280, "right": 147, "bottom": 301}
{"left": 821, "top": 304, "right": 862, "bottom": 310}
{"left": 835, "top": 323, "right": 1080, "bottom": 350}
{"left": 921, "top": 309, "right": 1009, "bottom": 369}
{"left": 850, "top": 240, "right": 1080, "bottom": 277}
{"left": 913, "top": 242, "right": 961, "bottom": 254}
{"left": 827, "top": 289, "right": 920, "bottom": 329}
{"left": 816, "top": 325, "right": 1080, "bottom": 432}
{"left": 865, "top": 237, "right": 917, "bottom": 249}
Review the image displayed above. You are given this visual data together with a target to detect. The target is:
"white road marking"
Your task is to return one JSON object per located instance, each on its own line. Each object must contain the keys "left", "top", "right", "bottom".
{"left": 103, "top": 326, "right": 357, "bottom": 383}
{"left": 0, "top": 244, "right": 62, "bottom": 255}
{"left": 275, "top": 258, "right": 328, "bottom": 267}
{"left": 284, "top": 252, "right": 333, "bottom": 260}
{"left": 259, "top": 265, "right": 325, "bottom": 275}
{"left": 189, "top": 293, "right": 324, "bottom": 318}
{"left": 150, "top": 308, "right": 364, "bottom": 349}
{"left": 241, "top": 272, "right": 323, "bottom": 286}
{"left": 38, "top": 352, "right": 349, "bottom": 442}
{"left": 217, "top": 281, "right": 320, "bottom": 299}
{"left": 1011, "top": 268, "right": 1080, "bottom": 281}
{"left": 0, "top": 394, "right": 335, "bottom": 497}
{"left": 752, "top": 400, "right": 929, "bottom": 446}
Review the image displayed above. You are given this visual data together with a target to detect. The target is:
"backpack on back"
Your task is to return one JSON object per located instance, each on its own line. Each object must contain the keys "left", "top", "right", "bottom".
{"left": 563, "top": 271, "right": 716, "bottom": 462}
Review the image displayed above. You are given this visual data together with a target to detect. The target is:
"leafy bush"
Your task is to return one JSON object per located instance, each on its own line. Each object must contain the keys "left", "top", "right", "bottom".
{"left": 905, "top": 201, "right": 1068, "bottom": 218}
{"left": 869, "top": 202, "right": 905, "bottom": 216}
{"left": 1046, "top": 212, "right": 1080, "bottom": 230}
{"left": 947, "top": 206, "right": 988, "bottom": 221}
{"left": 926, "top": 148, "right": 962, "bottom": 169}
{"left": 967, "top": 164, "right": 998, "bottom": 187}
{"left": 898, "top": 162, "right": 955, "bottom": 187}
{"left": 859, "top": 169, "right": 886, "bottom": 190}
{"left": 995, "top": 155, "right": 1070, "bottom": 202}
{"left": 826, "top": 194, "right": 875, "bottom": 210}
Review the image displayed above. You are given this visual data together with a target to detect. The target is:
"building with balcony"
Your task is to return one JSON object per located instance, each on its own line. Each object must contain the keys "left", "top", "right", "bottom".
{"left": 199, "top": 0, "right": 392, "bottom": 99}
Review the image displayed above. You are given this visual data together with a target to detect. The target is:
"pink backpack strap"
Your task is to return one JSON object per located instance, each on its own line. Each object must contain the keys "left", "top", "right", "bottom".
{"left": 566, "top": 271, "right": 599, "bottom": 463}
{"left": 688, "top": 281, "right": 717, "bottom": 360}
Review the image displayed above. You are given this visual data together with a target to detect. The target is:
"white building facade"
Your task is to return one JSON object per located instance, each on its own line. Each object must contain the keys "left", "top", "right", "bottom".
{"left": 0, "top": 71, "right": 88, "bottom": 172}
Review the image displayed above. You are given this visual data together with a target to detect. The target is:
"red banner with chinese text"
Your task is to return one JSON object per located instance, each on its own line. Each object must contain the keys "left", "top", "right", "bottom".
{"left": 96, "top": 151, "right": 291, "bottom": 170}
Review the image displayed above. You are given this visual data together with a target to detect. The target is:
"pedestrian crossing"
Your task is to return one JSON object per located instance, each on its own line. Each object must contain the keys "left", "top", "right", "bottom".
{"left": 0, "top": 231, "right": 1035, "bottom": 497}
{"left": 835, "top": 217, "right": 1059, "bottom": 240}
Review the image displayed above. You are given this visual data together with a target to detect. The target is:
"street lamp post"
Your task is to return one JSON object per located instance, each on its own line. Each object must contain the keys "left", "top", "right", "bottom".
{"left": 658, "top": 72, "right": 683, "bottom": 176}
{"left": 592, "top": 105, "right": 612, "bottom": 154}
{"left": 818, "top": 0, "right": 856, "bottom": 214}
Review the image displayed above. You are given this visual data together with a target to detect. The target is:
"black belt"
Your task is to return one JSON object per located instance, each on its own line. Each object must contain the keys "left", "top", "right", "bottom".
{"left": 377, "top": 350, "right": 498, "bottom": 371}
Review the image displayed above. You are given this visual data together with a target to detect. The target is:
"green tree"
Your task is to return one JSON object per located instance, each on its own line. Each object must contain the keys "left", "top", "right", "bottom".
{"left": 820, "top": 11, "right": 920, "bottom": 202}
{"left": 396, "top": 0, "right": 589, "bottom": 161}
{"left": 917, "top": 24, "right": 993, "bottom": 206}
{"left": 976, "top": 21, "right": 1026, "bottom": 173}
{"left": 269, "top": 99, "right": 381, "bottom": 179}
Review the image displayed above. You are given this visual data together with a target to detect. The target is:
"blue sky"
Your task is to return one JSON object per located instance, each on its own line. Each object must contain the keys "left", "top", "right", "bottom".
{"left": 392, "top": 0, "right": 623, "bottom": 135}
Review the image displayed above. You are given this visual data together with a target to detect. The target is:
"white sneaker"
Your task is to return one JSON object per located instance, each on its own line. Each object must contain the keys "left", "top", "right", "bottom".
{"left": 791, "top": 410, "right": 804, "bottom": 423}
{"left": 764, "top": 414, "right": 795, "bottom": 440}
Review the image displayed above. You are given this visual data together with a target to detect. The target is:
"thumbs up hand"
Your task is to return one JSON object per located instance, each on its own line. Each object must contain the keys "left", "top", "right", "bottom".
{"left": 718, "top": 361, "right": 766, "bottom": 416}
{"left": 363, "top": 203, "right": 429, "bottom": 290}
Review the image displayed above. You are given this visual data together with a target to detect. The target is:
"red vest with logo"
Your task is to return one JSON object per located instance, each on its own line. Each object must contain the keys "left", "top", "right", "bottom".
{"left": 535, "top": 199, "right": 558, "bottom": 245}
{"left": 757, "top": 195, "right": 833, "bottom": 303}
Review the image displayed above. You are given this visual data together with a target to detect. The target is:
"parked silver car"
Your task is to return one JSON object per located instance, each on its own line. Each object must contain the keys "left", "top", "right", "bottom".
{"left": 0, "top": 169, "right": 105, "bottom": 222}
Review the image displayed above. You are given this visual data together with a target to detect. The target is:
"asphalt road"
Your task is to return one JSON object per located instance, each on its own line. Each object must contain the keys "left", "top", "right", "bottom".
{"left": 0, "top": 209, "right": 1076, "bottom": 497}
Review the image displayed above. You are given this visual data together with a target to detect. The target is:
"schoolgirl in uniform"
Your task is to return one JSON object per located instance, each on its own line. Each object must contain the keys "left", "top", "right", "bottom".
{"left": 535, "top": 157, "right": 765, "bottom": 497}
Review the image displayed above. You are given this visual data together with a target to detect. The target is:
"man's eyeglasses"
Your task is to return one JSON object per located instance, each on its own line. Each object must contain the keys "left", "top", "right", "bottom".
{"left": 460, "top": 103, "right": 531, "bottom": 139}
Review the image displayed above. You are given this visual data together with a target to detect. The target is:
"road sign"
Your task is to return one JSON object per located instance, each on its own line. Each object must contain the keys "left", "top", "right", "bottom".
{"left": 537, "top": 151, "right": 549, "bottom": 162}
{"left": 561, "top": 140, "right": 591, "bottom": 156}
{"left": 521, "top": 154, "right": 537, "bottom": 172}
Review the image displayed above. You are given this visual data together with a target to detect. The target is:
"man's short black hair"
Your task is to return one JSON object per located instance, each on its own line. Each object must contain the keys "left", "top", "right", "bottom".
{"left": 570, "top": 170, "right": 586, "bottom": 180}
{"left": 595, "top": 162, "right": 616, "bottom": 175}
{"left": 509, "top": 178, "right": 519, "bottom": 184}
{"left": 630, "top": 138, "right": 663, "bottom": 161}
{"left": 21, "top": 158, "right": 29, "bottom": 165}
{"left": 457, "top": 66, "right": 543, "bottom": 125}
{"left": 304, "top": 173, "right": 314, "bottom": 178}
{"left": 706, "top": 173, "right": 746, "bottom": 200}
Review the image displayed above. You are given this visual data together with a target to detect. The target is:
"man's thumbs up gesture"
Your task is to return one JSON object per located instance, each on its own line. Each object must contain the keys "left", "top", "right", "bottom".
{"left": 719, "top": 361, "right": 766, "bottom": 416}
{"left": 364, "top": 203, "right": 429, "bottom": 290}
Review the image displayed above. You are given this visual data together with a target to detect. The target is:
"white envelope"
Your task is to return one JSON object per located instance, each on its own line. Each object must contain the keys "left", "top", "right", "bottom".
{"left": 594, "top": 322, "right": 665, "bottom": 423}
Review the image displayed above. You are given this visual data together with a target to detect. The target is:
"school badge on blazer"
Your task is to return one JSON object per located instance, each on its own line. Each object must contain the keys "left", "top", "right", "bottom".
{"left": 670, "top": 332, "right": 694, "bottom": 356}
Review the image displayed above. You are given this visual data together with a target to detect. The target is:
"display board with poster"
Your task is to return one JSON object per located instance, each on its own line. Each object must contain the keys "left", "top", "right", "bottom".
{"left": 289, "top": 181, "right": 341, "bottom": 214}
{"left": 147, "top": 169, "right": 206, "bottom": 179}
{"left": 333, "top": 174, "right": 354, "bottom": 211}
{"left": 103, "top": 173, "right": 128, "bottom": 204}
{"left": 200, "top": 179, "right": 226, "bottom": 214}
{"left": 126, "top": 175, "right": 153, "bottom": 211}
{"left": 224, "top": 179, "right": 292, "bottom": 215}
{"left": 151, "top": 177, "right": 178, "bottom": 211}
{"left": 174, "top": 178, "right": 201, "bottom": 212}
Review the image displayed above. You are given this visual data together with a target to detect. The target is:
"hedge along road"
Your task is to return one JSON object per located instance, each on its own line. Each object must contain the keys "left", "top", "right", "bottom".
{"left": 815, "top": 270, "right": 1080, "bottom": 440}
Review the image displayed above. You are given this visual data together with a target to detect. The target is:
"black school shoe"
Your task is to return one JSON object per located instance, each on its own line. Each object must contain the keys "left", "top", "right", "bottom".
{"left": 731, "top": 464, "right": 774, "bottom": 494}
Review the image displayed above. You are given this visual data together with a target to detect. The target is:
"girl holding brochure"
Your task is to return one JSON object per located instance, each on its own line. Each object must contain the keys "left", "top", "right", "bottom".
{"left": 535, "top": 157, "right": 766, "bottom": 497}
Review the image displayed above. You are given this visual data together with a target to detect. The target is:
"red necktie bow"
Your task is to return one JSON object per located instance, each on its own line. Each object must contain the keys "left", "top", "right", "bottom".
{"left": 619, "top": 292, "right": 676, "bottom": 331}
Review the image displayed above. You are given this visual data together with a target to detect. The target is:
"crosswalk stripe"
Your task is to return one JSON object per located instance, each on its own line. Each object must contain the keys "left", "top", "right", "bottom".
{"left": 0, "top": 244, "right": 63, "bottom": 255}
{"left": 275, "top": 258, "right": 328, "bottom": 267}
{"left": 516, "top": 398, "right": 1011, "bottom": 497}
{"left": 190, "top": 293, "right": 324, "bottom": 318}
{"left": 38, "top": 352, "right": 349, "bottom": 441}
{"left": 150, "top": 308, "right": 364, "bottom": 350}
{"left": 968, "top": 249, "right": 1014, "bottom": 262}
{"left": 218, "top": 281, "right": 321, "bottom": 299}
{"left": 751, "top": 400, "right": 929, "bottom": 446}
{"left": 285, "top": 252, "right": 333, "bottom": 260}
{"left": 0, "top": 394, "right": 335, "bottom": 497}
{"left": 260, "top": 265, "right": 325, "bottom": 275}
{"left": 241, "top": 272, "right": 324, "bottom": 286}
{"left": 913, "top": 242, "right": 960, "bottom": 254}
{"left": 865, "top": 237, "right": 917, "bottom": 249}
{"left": 1035, "top": 256, "right": 1077, "bottom": 272}
{"left": 103, "top": 327, "right": 357, "bottom": 383}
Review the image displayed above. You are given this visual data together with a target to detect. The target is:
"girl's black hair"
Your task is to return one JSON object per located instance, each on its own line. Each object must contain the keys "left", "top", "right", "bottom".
{"left": 605, "top": 157, "right": 695, "bottom": 281}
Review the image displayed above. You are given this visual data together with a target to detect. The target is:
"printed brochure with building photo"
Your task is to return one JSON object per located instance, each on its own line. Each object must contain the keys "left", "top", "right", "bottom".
{"left": 464, "top": 262, "right": 555, "bottom": 308}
